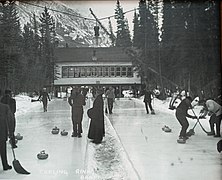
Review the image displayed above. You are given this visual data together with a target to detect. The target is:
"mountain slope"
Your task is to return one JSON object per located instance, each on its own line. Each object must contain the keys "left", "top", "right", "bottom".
{"left": 16, "top": 1, "right": 111, "bottom": 47}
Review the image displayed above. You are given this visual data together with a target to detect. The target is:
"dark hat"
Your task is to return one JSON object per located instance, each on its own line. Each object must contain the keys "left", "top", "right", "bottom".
{"left": 96, "top": 88, "right": 104, "bottom": 95}
{"left": 5, "top": 89, "right": 12, "bottom": 94}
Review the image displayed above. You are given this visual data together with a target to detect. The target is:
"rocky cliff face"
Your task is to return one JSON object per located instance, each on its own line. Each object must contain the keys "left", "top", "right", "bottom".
{"left": 16, "top": 1, "right": 111, "bottom": 47}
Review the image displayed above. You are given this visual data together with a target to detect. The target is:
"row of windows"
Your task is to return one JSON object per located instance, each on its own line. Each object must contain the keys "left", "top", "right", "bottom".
{"left": 62, "top": 66, "right": 133, "bottom": 78}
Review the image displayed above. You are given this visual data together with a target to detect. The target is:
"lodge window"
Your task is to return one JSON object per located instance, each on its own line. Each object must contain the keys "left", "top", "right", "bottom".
{"left": 62, "top": 66, "right": 133, "bottom": 78}
{"left": 127, "top": 67, "right": 133, "bottom": 77}
{"left": 122, "top": 67, "right": 127, "bottom": 76}
{"left": 74, "top": 67, "right": 80, "bottom": 77}
{"left": 91, "top": 67, "right": 96, "bottom": 76}
{"left": 86, "top": 67, "right": 91, "bottom": 77}
{"left": 110, "top": 67, "right": 115, "bottom": 76}
{"left": 62, "top": 67, "right": 68, "bottom": 78}
{"left": 69, "top": 67, "right": 74, "bottom": 77}
{"left": 80, "top": 67, "right": 86, "bottom": 77}
{"left": 103, "top": 67, "right": 109, "bottom": 77}
{"left": 116, "top": 67, "right": 121, "bottom": 76}
{"left": 97, "top": 67, "right": 102, "bottom": 76}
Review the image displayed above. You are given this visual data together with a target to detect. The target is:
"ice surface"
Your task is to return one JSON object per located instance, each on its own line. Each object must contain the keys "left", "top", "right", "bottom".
{"left": 0, "top": 95, "right": 221, "bottom": 180}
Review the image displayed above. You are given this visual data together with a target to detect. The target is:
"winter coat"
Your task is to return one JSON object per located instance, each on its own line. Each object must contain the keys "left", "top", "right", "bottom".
{"left": 0, "top": 103, "right": 14, "bottom": 141}
{"left": 143, "top": 90, "right": 153, "bottom": 103}
{"left": 38, "top": 92, "right": 50, "bottom": 103}
{"left": 206, "top": 100, "right": 222, "bottom": 117}
{"left": 88, "top": 94, "right": 105, "bottom": 142}
{"left": 105, "top": 89, "right": 115, "bottom": 99}
{"left": 176, "top": 98, "right": 194, "bottom": 118}
{"left": 1, "top": 95, "right": 16, "bottom": 114}
{"left": 68, "top": 93, "right": 86, "bottom": 115}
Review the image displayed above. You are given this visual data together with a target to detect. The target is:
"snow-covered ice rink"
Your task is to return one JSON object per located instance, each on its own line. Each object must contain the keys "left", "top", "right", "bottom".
{"left": 0, "top": 95, "right": 221, "bottom": 180}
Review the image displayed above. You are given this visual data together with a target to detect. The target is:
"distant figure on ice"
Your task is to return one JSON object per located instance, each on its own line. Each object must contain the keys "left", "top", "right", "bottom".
{"left": 38, "top": 88, "right": 51, "bottom": 112}
{"left": 203, "top": 99, "right": 222, "bottom": 137}
{"left": 1, "top": 89, "right": 17, "bottom": 148}
{"left": 68, "top": 87, "right": 86, "bottom": 138}
{"left": 105, "top": 86, "right": 115, "bottom": 114}
{"left": 0, "top": 102, "right": 14, "bottom": 171}
{"left": 175, "top": 96, "right": 198, "bottom": 143}
{"left": 87, "top": 88, "right": 105, "bottom": 144}
{"left": 142, "top": 87, "right": 155, "bottom": 114}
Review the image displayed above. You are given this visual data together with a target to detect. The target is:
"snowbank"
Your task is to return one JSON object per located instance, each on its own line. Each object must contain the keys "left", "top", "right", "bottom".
{"left": 15, "top": 94, "right": 42, "bottom": 117}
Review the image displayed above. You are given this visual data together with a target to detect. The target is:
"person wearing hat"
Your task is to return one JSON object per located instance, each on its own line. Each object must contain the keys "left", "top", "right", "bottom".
{"left": 68, "top": 87, "right": 86, "bottom": 138}
{"left": 175, "top": 96, "right": 198, "bottom": 143}
{"left": 88, "top": 88, "right": 105, "bottom": 144}
{"left": 0, "top": 102, "right": 14, "bottom": 170}
{"left": 1, "top": 89, "right": 17, "bottom": 148}
{"left": 38, "top": 88, "right": 51, "bottom": 112}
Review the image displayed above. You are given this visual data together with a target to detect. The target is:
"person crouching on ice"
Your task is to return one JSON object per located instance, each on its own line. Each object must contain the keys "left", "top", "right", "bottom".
{"left": 175, "top": 96, "right": 198, "bottom": 142}
{"left": 204, "top": 99, "right": 222, "bottom": 137}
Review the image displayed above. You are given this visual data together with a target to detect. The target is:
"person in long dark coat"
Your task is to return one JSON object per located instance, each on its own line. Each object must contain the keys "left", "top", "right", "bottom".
{"left": 38, "top": 88, "right": 51, "bottom": 112}
{"left": 0, "top": 102, "right": 14, "bottom": 171}
{"left": 1, "top": 89, "right": 17, "bottom": 148}
{"left": 87, "top": 88, "right": 105, "bottom": 144}
{"left": 68, "top": 87, "right": 86, "bottom": 138}
{"left": 142, "top": 87, "right": 155, "bottom": 114}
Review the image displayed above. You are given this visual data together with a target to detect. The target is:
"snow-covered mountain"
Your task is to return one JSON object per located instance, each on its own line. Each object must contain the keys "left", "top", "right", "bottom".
{"left": 16, "top": 1, "right": 112, "bottom": 47}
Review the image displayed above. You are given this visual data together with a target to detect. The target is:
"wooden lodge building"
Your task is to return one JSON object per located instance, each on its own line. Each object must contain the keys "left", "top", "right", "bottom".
{"left": 54, "top": 47, "right": 141, "bottom": 97}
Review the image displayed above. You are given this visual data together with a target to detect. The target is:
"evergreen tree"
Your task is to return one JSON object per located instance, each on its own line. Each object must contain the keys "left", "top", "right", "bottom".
{"left": 161, "top": 0, "right": 220, "bottom": 96}
{"left": 0, "top": 1, "right": 23, "bottom": 92}
{"left": 22, "top": 23, "right": 42, "bottom": 92}
{"left": 134, "top": 0, "right": 160, "bottom": 87}
{"left": 132, "top": 9, "right": 140, "bottom": 48}
{"left": 108, "top": 17, "right": 115, "bottom": 46}
{"left": 114, "top": 0, "right": 132, "bottom": 47}
{"left": 39, "top": 7, "right": 56, "bottom": 88}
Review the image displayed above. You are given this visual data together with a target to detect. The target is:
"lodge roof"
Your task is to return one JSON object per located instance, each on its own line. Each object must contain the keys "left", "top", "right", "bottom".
{"left": 54, "top": 47, "right": 132, "bottom": 63}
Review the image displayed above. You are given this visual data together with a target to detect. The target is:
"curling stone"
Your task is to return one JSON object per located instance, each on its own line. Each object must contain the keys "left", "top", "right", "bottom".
{"left": 164, "top": 126, "right": 172, "bottom": 133}
{"left": 15, "top": 133, "right": 23, "bottom": 140}
{"left": 162, "top": 125, "right": 172, "bottom": 132}
{"left": 51, "top": 126, "right": 59, "bottom": 134}
{"left": 60, "top": 130, "right": 68, "bottom": 136}
{"left": 177, "top": 139, "right": 186, "bottom": 144}
{"left": 37, "top": 150, "right": 48, "bottom": 160}
{"left": 162, "top": 125, "right": 167, "bottom": 131}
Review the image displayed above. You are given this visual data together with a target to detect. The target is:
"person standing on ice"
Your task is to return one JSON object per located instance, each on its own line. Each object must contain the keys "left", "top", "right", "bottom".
{"left": 175, "top": 96, "right": 198, "bottom": 143}
{"left": 1, "top": 89, "right": 17, "bottom": 148}
{"left": 68, "top": 87, "right": 86, "bottom": 138}
{"left": 38, "top": 88, "right": 51, "bottom": 112}
{"left": 87, "top": 88, "right": 105, "bottom": 144}
{"left": 142, "top": 86, "right": 155, "bottom": 114}
{"left": 105, "top": 86, "right": 115, "bottom": 114}
{"left": 204, "top": 99, "right": 222, "bottom": 137}
{"left": 0, "top": 102, "right": 14, "bottom": 171}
